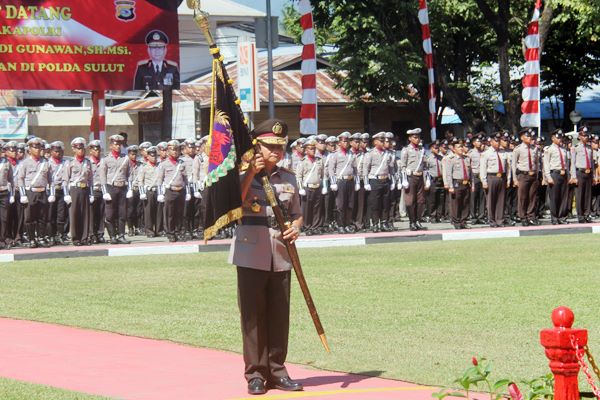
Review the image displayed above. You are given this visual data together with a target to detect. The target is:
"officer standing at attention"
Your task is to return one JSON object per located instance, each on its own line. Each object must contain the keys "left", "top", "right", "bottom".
{"left": 512, "top": 129, "right": 540, "bottom": 226}
{"left": 570, "top": 127, "right": 595, "bottom": 223}
{"left": 0, "top": 142, "right": 14, "bottom": 249}
{"left": 480, "top": 133, "right": 511, "bottom": 228}
{"left": 99, "top": 134, "right": 131, "bottom": 244}
{"left": 296, "top": 138, "right": 324, "bottom": 235}
{"left": 63, "top": 137, "right": 94, "bottom": 246}
{"left": 88, "top": 140, "right": 106, "bottom": 243}
{"left": 468, "top": 135, "right": 486, "bottom": 224}
{"left": 138, "top": 146, "right": 160, "bottom": 237}
{"left": 228, "top": 119, "right": 303, "bottom": 396}
{"left": 425, "top": 140, "right": 445, "bottom": 223}
{"left": 363, "top": 132, "right": 394, "bottom": 232}
{"left": 328, "top": 131, "right": 357, "bottom": 233}
{"left": 47, "top": 141, "right": 68, "bottom": 245}
{"left": 400, "top": 128, "right": 427, "bottom": 231}
{"left": 156, "top": 140, "right": 190, "bottom": 242}
{"left": 543, "top": 129, "right": 570, "bottom": 224}
{"left": 17, "top": 137, "right": 54, "bottom": 248}
{"left": 446, "top": 140, "right": 472, "bottom": 229}
{"left": 125, "top": 145, "right": 142, "bottom": 236}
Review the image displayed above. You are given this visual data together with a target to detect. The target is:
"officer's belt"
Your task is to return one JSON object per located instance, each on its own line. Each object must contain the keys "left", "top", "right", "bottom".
{"left": 26, "top": 187, "right": 46, "bottom": 192}
{"left": 487, "top": 173, "right": 505, "bottom": 177}
{"left": 168, "top": 185, "right": 184, "bottom": 191}
{"left": 0, "top": 186, "right": 8, "bottom": 192}
{"left": 306, "top": 183, "right": 320, "bottom": 189}
{"left": 109, "top": 182, "right": 127, "bottom": 187}
{"left": 338, "top": 175, "right": 354, "bottom": 180}
{"left": 70, "top": 182, "right": 88, "bottom": 188}
{"left": 241, "top": 216, "right": 277, "bottom": 228}
{"left": 412, "top": 171, "right": 424, "bottom": 176}
{"left": 93, "top": 185, "right": 102, "bottom": 191}
{"left": 54, "top": 185, "right": 63, "bottom": 190}
{"left": 368, "top": 175, "right": 390, "bottom": 181}
{"left": 517, "top": 169, "right": 536, "bottom": 176}
{"left": 551, "top": 170, "right": 566, "bottom": 175}
{"left": 577, "top": 168, "right": 592, "bottom": 174}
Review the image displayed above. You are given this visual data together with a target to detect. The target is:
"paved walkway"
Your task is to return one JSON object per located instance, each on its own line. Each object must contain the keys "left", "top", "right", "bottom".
{"left": 1, "top": 218, "right": 599, "bottom": 262}
{"left": 0, "top": 318, "right": 438, "bottom": 400}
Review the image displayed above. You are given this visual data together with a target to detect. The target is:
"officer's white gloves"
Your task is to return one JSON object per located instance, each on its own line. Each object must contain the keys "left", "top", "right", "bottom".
{"left": 406, "top": 169, "right": 412, "bottom": 176}
{"left": 9, "top": 195, "right": 14, "bottom": 204}
{"left": 89, "top": 195, "right": 95, "bottom": 204}
{"left": 20, "top": 196, "right": 28, "bottom": 204}
{"left": 103, "top": 193, "right": 112, "bottom": 201}
{"left": 354, "top": 183, "right": 360, "bottom": 191}
{"left": 330, "top": 184, "right": 338, "bottom": 191}
{"left": 321, "top": 187, "right": 328, "bottom": 195}
{"left": 157, "top": 194, "right": 165, "bottom": 203}
{"left": 299, "top": 188, "right": 306, "bottom": 196}
{"left": 48, "top": 195, "right": 56, "bottom": 203}
{"left": 139, "top": 193, "right": 147, "bottom": 201}
{"left": 364, "top": 184, "right": 372, "bottom": 191}
{"left": 126, "top": 190, "right": 133, "bottom": 199}
{"left": 185, "top": 193, "right": 192, "bottom": 201}
{"left": 193, "top": 191, "right": 202, "bottom": 199}
{"left": 64, "top": 195, "right": 72, "bottom": 205}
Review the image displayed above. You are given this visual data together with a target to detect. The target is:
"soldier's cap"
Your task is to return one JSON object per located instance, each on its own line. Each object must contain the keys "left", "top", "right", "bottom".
{"left": 303, "top": 138, "right": 317, "bottom": 148}
{"left": 139, "top": 141, "right": 152, "bottom": 149}
{"left": 167, "top": 139, "right": 180, "bottom": 148}
{"left": 325, "top": 136, "right": 338, "bottom": 144}
{"left": 490, "top": 132, "right": 502, "bottom": 141}
{"left": 350, "top": 132, "right": 362, "bottom": 141}
{"left": 338, "top": 131, "right": 351, "bottom": 140}
{"left": 50, "top": 141, "right": 64, "bottom": 150}
{"left": 128, "top": 145, "right": 139, "bottom": 152}
{"left": 430, "top": 139, "right": 440, "bottom": 148}
{"left": 27, "top": 137, "right": 43, "bottom": 146}
{"left": 146, "top": 146, "right": 158, "bottom": 155}
{"left": 70, "top": 137, "right": 86, "bottom": 147}
{"left": 385, "top": 132, "right": 394, "bottom": 139}
{"left": 295, "top": 137, "right": 306, "bottom": 145}
{"left": 184, "top": 138, "right": 196, "bottom": 147}
{"left": 88, "top": 140, "right": 102, "bottom": 148}
{"left": 537, "top": 136, "right": 547, "bottom": 143}
{"left": 579, "top": 126, "right": 589, "bottom": 135}
{"left": 44, "top": 143, "right": 51, "bottom": 150}
{"left": 360, "top": 133, "right": 370, "bottom": 141}
{"left": 472, "top": 136, "right": 481, "bottom": 143}
{"left": 406, "top": 128, "right": 422, "bottom": 136}
{"left": 441, "top": 139, "right": 449, "bottom": 146}
{"left": 372, "top": 132, "right": 386, "bottom": 140}
{"left": 109, "top": 134, "right": 125, "bottom": 143}
{"left": 199, "top": 136, "right": 209, "bottom": 143}
{"left": 251, "top": 119, "right": 288, "bottom": 145}
{"left": 519, "top": 128, "right": 533, "bottom": 137}
{"left": 4, "top": 140, "right": 18, "bottom": 150}
{"left": 157, "top": 141, "right": 168, "bottom": 150}
{"left": 465, "top": 138, "right": 471, "bottom": 144}
{"left": 551, "top": 129, "right": 563, "bottom": 138}
{"left": 25, "top": 134, "right": 37, "bottom": 143}
{"left": 450, "top": 137, "right": 459, "bottom": 145}
{"left": 17, "top": 143, "right": 26, "bottom": 150}
{"left": 146, "top": 29, "right": 169, "bottom": 47}
{"left": 314, "top": 134, "right": 327, "bottom": 142}
{"left": 593, "top": 134, "right": 600, "bottom": 142}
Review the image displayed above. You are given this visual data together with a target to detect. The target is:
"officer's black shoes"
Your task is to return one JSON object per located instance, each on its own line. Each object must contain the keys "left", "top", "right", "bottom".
{"left": 97, "top": 236, "right": 106, "bottom": 244}
{"left": 551, "top": 218, "right": 558, "bottom": 225}
{"left": 345, "top": 226, "right": 355, "bottom": 234}
{"left": 409, "top": 223, "right": 418, "bottom": 231}
{"left": 415, "top": 221, "right": 427, "bottom": 230}
{"left": 528, "top": 219, "right": 539, "bottom": 226}
{"left": 269, "top": 376, "right": 303, "bottom": 392}
{"left": 247, "top": 378, "right": 266, "bottom": 395}
{"left": 117, "top": 236, "right": 131, "bottom": 245}
{"left": 73, "top": 240, "right": 82, "bottom": 247}
{"left": 337, "top": 227, "right": 346, "bottom": 234}
{"left": 109, "top": 237, "right": 120, "bottom": 245}
{"left": 578, "top": 218, "right": 586, "bottom": 224}
{"left": 521, "top": 220, "right": 529, "bottom": 227}
{"left": 29, "top": 241, "right": 38, "bottom": 249}
{"left": 167, "top": 235, "right": 177, "bottom": 242}
{"left": 586, "top": 217, "right": 593, "bottom": 223}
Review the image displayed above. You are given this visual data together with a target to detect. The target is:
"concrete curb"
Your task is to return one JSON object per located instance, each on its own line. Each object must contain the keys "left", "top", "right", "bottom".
{"left": 1, "top": 223, "right": 598, "bottom": 263}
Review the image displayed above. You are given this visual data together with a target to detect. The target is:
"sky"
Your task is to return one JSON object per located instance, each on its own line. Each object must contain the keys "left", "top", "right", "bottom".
{"left": 232, "top": 0, "right": 289, "bottom": 16}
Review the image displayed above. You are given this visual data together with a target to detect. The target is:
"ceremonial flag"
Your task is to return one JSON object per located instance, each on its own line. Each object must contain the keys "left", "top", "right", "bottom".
{"left": 299, "top": 0, "right": 317, "bottom": 136}
{"left": 203, "top": 49, "right": 254, "bottom": 240}
{"left": 520, "top": 0, "right": 542, "bottom": 129}
{"left": 418, "top": 0, "right": 437, "bottom": 141}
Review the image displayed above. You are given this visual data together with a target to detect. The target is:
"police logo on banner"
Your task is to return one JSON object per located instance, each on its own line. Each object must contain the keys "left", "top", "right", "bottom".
{"left": 115, "top": 0, "right": 136, "bottom": 21}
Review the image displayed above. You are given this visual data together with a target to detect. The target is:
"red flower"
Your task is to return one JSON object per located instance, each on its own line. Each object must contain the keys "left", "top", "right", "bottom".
{"left": 472, "top": 357, "right": 478, "bottom": 366}
{"left": 508, "top": 383, "right": 523, "bottom": 400}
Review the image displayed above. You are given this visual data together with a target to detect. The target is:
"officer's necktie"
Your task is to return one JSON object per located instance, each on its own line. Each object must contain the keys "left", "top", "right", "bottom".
{"left": 155, "top": 64, "right": 160, "bottom": 75}
{"left": 585, "top": 146, "right": 591, "bottom": 169}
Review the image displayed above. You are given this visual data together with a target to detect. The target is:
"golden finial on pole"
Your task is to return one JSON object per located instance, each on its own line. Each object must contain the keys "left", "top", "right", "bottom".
{"left": 187, "top": 0, "right": 215, "bottom": 47}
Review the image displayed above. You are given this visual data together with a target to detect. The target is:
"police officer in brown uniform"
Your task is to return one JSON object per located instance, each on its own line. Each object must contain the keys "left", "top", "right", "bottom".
{"left": 46, "top": 141, "right": 68, "bottom": 245}
{"left": 228, "top": 119, "right": 303, "bottom": 395}
{"left": 425, "top": 140, "right": 446, "bottom": 223}
{"left": 180, "top": 138, "right": 197, "bottom": 238}
{"left": 156, "top": 140, "right": 190, "bottom": 242}
{"left": 88, "top": 140, "right": 106, "bottom": 243}
{"left": 543, "top": 129, "right": 570, "bottom": 224}
{"left": 468, "top": 135, "right": 486, "bottom": 224}
{"left": 480, "top": 133, "right": 511, "bottom": 228}
{"left": 512, "top": 129, "right": 540, "bottom": 226}
{"left": 570, "top": 127, "right": 595, "bottom": 223}
{"left": 99, "top": 134, "right": 131, "bottom": 244}
{"left": 138, "top": 146, "right": 160, "bottom": 237}
{"left": 363, "top": 132, "right": 395, "bottom": 232}
{"left": 350, "top": 133, "right": 366, "bottom": 231}
{"left": 328, "top": 131, "right": 357, "bottom": 233}
{"left": 63, "top": 137, "right": 93, "bottom": 246}
{"left": 400, "top": 128, "right": 427, "bottom": 231}
{"left": 0, "top": 143, "right": 14, "bottom": 249}
{"left": 125, "top": 145, "right": 142, "bottom": 236}
{"left": 133, "top": 30, "right": 180, "bottom": 90}
{"left": 17, "top": 137, "right": 54, "bottom": 248}
{"left": 296, "top": 138, "right": 325, "bottom": 235}
{"left": 446, "top": 141, "right": 472, "bottom": 229}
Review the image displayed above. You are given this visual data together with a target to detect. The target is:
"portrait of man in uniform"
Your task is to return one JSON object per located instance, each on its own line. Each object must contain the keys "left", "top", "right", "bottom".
{"left": 133, "top": 29, "right": 180, "bottom": 90}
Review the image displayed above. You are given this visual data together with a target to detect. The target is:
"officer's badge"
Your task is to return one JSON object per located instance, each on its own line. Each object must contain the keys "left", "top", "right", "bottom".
{"left": 115, "top": 0, "right": 136, "bottom": 21}
{"left": 251, "top": 197, "right": 262, "bottom": 213}
{"left": 272, "top": 122, "right": 283, "bottom": 135}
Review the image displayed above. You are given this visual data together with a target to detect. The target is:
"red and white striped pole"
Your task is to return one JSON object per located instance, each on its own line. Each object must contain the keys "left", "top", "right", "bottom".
{"left": 90, "top": 90, "right": 106, "bottom": 143}
{"left": 520, "top": 0, "right": 542, "bottom": 135}
{"left": 418, "top": 0, "right": 437, "bottom": 141}
{"left": 299, "top": 0, "right": 317, "bottom": 137}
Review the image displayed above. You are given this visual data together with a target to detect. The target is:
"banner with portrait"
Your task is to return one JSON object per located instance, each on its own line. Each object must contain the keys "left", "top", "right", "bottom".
{"left": 0, "top": 0, "right": 181, "bottom": 90}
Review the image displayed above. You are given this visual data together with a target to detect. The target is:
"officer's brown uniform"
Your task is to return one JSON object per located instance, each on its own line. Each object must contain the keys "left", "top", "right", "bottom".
{"left": 543, "top": 143, "right": 569, "bottom": 222}
{"left": 468, "top": 148, "right": 486, "bottom": 222}
{"left": 64, "top": 156, "right": 93, "bottom": 243}
{"left": 0, "top": 158, "right": 13, "bottom": 246}
{"left": 512, "top": 142, "right": 540, "bottom": 223}
{"left": 47, "top": 157, "right": 68, "bottom": 240}
{"left": 296, "top": 155, "right": 324, "bottom": 231}
{"left": 99, "top": 153, "right": 130, "bottom": 239}
{"left": 156, "top": 157, "right": 188, "bottom": 239}
{"left": 570, "top": 142, "right": 595, "bottom": 221}
{"left": 480, "top": 147, "right": 510, "bottom": 227}
{"left": 17, "top": 156, "right": 53, "bottom": 243}
{"left": 328, "top": 148, "right": 356, "bottom": 230}
{"left": 425, "top": 152, "right": 446, "bottom": 222}
{"left": 445, "top": 154, "right": 471, "bottom": 228}
{"left": 138, "top": 161, "right": 159, "bottom": 236}
{"left": 89, "top": 155, "right": 105, "bottom": 241}
{"left": 399, "top": 144, "right": 426, "bottom": 225}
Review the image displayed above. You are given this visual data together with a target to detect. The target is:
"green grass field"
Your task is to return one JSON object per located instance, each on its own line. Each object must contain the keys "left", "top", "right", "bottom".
{"left": 1, "top": 234, "right": 599, "bottom": 398}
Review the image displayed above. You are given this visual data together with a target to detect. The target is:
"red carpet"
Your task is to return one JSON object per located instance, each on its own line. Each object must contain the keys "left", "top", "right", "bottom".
{"left": 0, "top": 318, "right": 439, "bottom": 399}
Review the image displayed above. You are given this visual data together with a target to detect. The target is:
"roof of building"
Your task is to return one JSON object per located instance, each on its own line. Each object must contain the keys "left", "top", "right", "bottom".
{"left": 177, "top": 0, "right": 265, "bottom": 18}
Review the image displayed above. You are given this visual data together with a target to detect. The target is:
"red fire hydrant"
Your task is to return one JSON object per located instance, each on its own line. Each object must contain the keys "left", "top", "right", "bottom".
{"left": 540, "top": 306, "right": 587, "bottom": 400}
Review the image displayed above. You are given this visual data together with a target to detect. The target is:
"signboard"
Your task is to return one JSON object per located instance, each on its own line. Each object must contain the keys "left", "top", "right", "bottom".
{"left": 0, "top": 1, "right": 180, "bottom": 91}
{"left": 237, "top": 41, "right": 260, "bottom": 113}
{"left": 0, "top": 107, "right": 28, "bottom": 139}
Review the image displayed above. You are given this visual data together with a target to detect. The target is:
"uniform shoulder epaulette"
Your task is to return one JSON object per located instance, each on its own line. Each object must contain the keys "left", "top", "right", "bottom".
{"left": 137, "top": 59, "right": 151, "bottom": 66}
{"left": 278, "top": 166, "right": 294, "bottom": 175}
{"left": 165, "top": 60, "right": 179, "bottom": 68}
